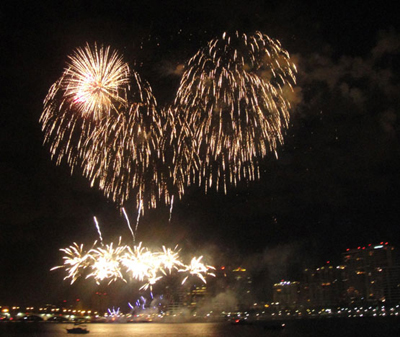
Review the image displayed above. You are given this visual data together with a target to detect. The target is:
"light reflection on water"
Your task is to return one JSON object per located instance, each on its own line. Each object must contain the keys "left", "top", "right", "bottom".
{"left": 0, "top": 322, "right": 272, "bottom": 337}
{"left": 1, "top": 318, "right": 400, "bottom": 337}
{"left": 68, "top": 322, "right": 265, "bottom": 337}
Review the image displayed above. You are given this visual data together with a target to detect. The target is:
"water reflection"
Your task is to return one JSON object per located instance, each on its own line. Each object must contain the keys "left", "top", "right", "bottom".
{"left": 1, "top": 318, "right": 400, "bottom": 337}
{"left": 0, "top": 322, "right": 273, "bottom": 337}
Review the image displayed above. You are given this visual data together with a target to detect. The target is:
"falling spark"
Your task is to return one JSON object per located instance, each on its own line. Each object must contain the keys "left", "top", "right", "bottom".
{"left": 122, "top": 207, "right": 135, "bottom": 243}
{"left": 179, "top": 256, "right": 216, "bottom": 284}
{"left": 93, "top": 216, "right": 104, "bottom": 246}
{"left": 41, "top": 43, "right": 164, "bottom": 212}
{"left": 50, "top": 243, "right": 93, "bottom": 284}
{"left": 135, "top": 199, "right": 143, "bottom": 234}
{"left": 169, "top": 195, "right": 174, "bottom": 222}
{"left": 174, "top": 31, "right": 296, "bottom": 193}
{"left": 41, "top": 35, "right": 296, "bottom": 219}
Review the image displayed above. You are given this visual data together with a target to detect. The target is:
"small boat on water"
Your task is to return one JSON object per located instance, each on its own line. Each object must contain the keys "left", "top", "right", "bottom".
{"left": 66, "top": 324, "right": 90, "bottom": 334}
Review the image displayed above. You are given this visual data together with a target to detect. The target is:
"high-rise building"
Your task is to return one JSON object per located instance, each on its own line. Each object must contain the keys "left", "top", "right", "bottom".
{"left": 213, "top": 266, "right": 253, "bottom": 309}
{"left": 273, "top": 280, "right": 300, "bottom": 309}
{"left": 342, "top": 242, "right": 398, "bottom": 303}
{"left": 382, "top": 266, "right": 400, "bottom": 303}
{"left": 302, "top": 263, "right": 347, "bottom": 307}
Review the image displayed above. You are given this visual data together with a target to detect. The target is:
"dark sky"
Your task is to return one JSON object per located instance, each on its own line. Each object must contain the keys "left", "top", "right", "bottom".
{"left": 1, "top": 0, "right": 400, "bottom": 306}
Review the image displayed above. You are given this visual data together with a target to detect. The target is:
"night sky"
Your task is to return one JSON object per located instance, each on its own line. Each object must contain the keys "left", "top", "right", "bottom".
{"left": 1, "top": 0, "right": 400, "bottom": 307}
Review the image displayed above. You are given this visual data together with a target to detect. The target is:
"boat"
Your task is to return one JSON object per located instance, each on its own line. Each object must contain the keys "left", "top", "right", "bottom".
{"left": 66, "top": 324, "right": 90, "bottom": 334}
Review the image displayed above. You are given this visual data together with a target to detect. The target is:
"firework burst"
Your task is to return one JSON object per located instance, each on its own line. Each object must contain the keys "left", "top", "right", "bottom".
{"left": 159, "top": 245, "right": 184, "bottom": 275}
{"left": 174, "top": 31, "right": 297, "bottom": 193}
{"left": 120, "top": 243, "right": 157, "bottom": 282}
{"left": 52, "top": 240, "right": 215, "bottom": 289}
{"left": 41, "top": 43, "right": 164, "bottom": 209}
{"left": 60, "top": 43, "right": 130, "bottom": 120}
{"left": 86, "top": 242, "right": 127, "bottom": 284}
{"left": 41, "top": 34, "right": 296, "bottom": 215}
{"left": 50, "top": 242, "right": 93, "bottom": 284}
{"left": 179, "top": 256, "right": 216, "bottom": 284}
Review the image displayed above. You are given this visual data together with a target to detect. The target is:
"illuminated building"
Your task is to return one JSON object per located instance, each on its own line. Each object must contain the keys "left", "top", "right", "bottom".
{"left": 302, "top": 263, "right": 347, "bottom": 307}
{"left": 382, "top": 266, "right": 400, "bottom": 303}
{"left": 342, "top": 243, "right": 398, "bottom": 303}
{"left": 205, "top": 266, "right": 253, "bottom": 310}
{"left": 230, "top": 267, "right": 254, "bottom": 309}
{"left": 91, "top": 291, "right": 109, "bottom": 313}
{"left": 187, "top": 285, "right": 208, "bottom": 309}
{"left": 273, "top": 280, "right": 300, "bottom": 309}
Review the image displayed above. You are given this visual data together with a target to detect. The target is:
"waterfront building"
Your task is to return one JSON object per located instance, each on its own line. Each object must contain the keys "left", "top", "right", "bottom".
{"left": 208, "top": 266, "right": 253, "bottom": 310}
{"left": 302, "top": 263, "right": 347, "bottom": 308}
{"left": 273, "top": 280, "right": 300, "bottom": 309}
{"left": 342, "top": 243, "right": 398, "bottom": 303}
{"left": 381, "top": 265, "right": 400, "bottom": 303}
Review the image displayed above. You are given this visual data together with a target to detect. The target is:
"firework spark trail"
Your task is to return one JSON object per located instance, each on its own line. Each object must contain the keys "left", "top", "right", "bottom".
{"left": 86, "top": 242, "right": 127, "bottom": 284}
{"left": 93, "top": 216, "right": 104, "bottom": 245}
{"left": 139, "top": 273, "right": 163, "bottom": 292}
{"left": 50, "top": 242, "right": 93, "bottom": 284}
{"left": 158, "top": 106, "right": 198, "bottom": 203}
{"left": 42, "top": 35, "right": 295, "bottom": 217}
{"left": 159, "top": 245, "right": 184, "bottom": 275}
{"left": 120, "top": 242, "right": 155, "bottom": 282}
{"left": 139, "top": 296, "right": 147, "bottom": 309}
{"left": 169, "top": 195, "right": 174, "bottom": 222}
{"left": 52, "top": 240, "right": 214, "bottom": 289}
{"left": 107, "top": 307, "right": 121, "bottom": 318}
{"left": 174, "top": 31, "right": 297, "bottom": 193}
{"left": 41, "top": 43, "right": 166, "bottom": 213}
{"left": 179, "top": 256, "right": 216, "bottom": 284}
{"left": 135, "top": 199, "right": 143, "bottom": 234}
{"left": 122, "top": 207, "right": 135, "bottom": 243}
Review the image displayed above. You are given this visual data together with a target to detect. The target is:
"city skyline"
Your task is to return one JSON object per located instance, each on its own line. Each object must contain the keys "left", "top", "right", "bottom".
{"left": 1, "top": 241, "right": 398, "bottom": 311}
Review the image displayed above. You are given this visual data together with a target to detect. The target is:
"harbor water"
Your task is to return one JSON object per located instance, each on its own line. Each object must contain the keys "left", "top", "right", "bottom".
{"left": 1, "top": 317, "right": 400, "bottom": 337}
